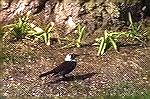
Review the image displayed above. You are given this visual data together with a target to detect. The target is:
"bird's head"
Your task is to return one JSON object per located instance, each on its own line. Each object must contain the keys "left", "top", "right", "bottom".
{"left": 65, "top": 53, "right": 79, "bottom": 62}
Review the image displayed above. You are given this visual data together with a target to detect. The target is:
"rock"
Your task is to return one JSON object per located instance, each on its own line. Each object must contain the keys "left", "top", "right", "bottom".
{"left": 0, "top": 0, "right": 147, "bottom": 37}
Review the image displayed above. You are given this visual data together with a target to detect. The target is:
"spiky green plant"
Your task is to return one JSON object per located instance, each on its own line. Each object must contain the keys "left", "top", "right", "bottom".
{"left": 28, "top": 22, "right": 54, "bottom": 45}
{"left": 127, "top": 12, "right": 142, "bottom": 42}
{"left": 62, "top": 23, "right": 86, "bottom": 48}
{"left": 94, "top": 12, "right": 145, "bottom": 56}
{"left": 93, "top": 30, "right": 123, "bottom": 56}
{"left": 2, "top": 12, "right": 31, "bottom": 41}
{"left": 76, "top": 23, "right": 86, "bottom": 47}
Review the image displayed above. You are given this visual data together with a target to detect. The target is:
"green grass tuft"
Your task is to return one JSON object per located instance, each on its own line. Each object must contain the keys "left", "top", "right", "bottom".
{"left": 62, "top": 23, "right": 86, "bottom": 48}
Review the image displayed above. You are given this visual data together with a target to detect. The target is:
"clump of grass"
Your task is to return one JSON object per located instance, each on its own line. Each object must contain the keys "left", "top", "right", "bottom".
{"left": 62, "top": 23, "right": 86, "bottom": 48}
{"left": 125, "top": 12, "right": 146, "bottom": 46}
{"left": 76, "top": 23, "right": 86, "bottom": 47}
{"left": 94, "top": 12, "right": 145, "bottom": 56}
{"left": 93, "top": 30, "right": 124, "bottom": 56}
{"left": 2, "top": 12, "right": 31, "bottom": 41}
{"left": 28, "top": 22, "right": 54, "bottom": 45}
{"left": 127, "top": 12, "right": 143, "bottom": 42}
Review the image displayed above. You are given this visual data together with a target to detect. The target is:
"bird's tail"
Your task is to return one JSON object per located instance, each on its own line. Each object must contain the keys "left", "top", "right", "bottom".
{"left": 39, "top": 71, "right": 53, "bottom": 78}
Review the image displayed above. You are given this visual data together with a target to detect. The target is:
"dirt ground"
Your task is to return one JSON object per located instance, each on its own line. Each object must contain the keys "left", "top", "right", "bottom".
{"left": 1, "top": 38, "right": 150, "bottom": 97}
{"left": 0, "top": 0, "right": 150, "bottom": 98}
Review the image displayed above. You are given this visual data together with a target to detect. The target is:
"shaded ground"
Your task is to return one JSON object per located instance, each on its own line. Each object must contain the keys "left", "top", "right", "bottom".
{"left": 1, "top": 38, "right": 150, "bottom": 97}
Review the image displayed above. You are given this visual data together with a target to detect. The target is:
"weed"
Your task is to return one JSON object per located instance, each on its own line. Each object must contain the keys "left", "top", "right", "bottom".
{"left": 2, "top": 12, "right": 31, "bottom": 41}
{"left": 62, "top": 23, "right": 86, "bottom": 48}
{"left": 76, "top": 23, "right": 86, "bottom": 47}
{"left": 127, "top": 12, "right": 143, "bottom": 43}
{"left": 94, "top": 12, "right": 145, "bottom": 56}
{"left": 93, "top": 30, "right": 124, "bottom": 56}
{"left": 28, "top": 22, "right": 54, "bottom": 45}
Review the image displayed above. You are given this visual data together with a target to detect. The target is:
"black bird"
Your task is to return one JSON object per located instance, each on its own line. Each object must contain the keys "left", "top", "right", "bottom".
{"left": 39, "top": 53, "right": 79, "bottom": 78}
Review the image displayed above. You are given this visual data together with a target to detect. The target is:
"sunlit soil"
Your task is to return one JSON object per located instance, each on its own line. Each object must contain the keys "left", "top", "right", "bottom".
{"left": 1, "top": 38, "right": 150, "bottom": 97}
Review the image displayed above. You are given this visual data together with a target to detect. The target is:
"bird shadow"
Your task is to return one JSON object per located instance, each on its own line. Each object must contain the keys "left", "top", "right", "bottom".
{"left": 47, "top": 72, "right": 96, "bottom": 84}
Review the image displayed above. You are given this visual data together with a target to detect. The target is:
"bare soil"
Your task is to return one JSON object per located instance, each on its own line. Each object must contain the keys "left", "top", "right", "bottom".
{"left": 1, "top": 38, "right": 150, "bottom": 97}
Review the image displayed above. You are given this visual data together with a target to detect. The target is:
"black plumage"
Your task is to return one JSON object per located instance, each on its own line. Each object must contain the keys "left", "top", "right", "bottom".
{"left": 39, "top": 53, "right": 78, "bottom": 78}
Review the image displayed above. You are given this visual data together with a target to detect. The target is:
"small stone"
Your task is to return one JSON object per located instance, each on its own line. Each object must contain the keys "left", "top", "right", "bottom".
{"left": 100, "top": 81, "right": 106, "bottom": 84}
{"left": 146, "top": 81, "right": 149, "bottom": 84}
{"left": 3, "top": 92, "right": 8, "bottom": 96}
{"left": 143, "top": 77, "right": 147, "bottom": 80}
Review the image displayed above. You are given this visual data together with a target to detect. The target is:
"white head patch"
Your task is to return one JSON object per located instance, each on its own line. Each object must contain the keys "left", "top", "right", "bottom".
{"left": 65, "top": 54, "right": 76, "bottom": 62}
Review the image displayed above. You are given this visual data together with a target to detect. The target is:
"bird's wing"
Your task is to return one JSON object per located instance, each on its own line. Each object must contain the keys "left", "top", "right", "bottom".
{"left": 39, "top": 70, "right": 53, "bottom": 78}
{"left": 51, "top": 61, "right": 70, "bottom": 74}
{"left": 39, "top": 61, "right": 76, "bottom": 78}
